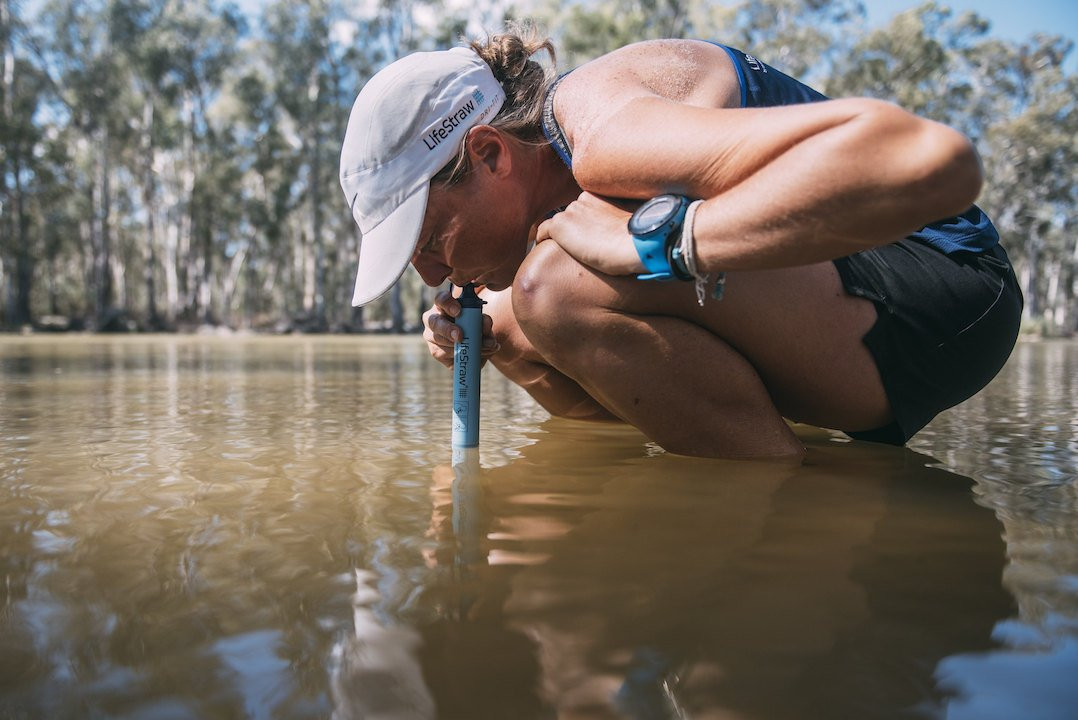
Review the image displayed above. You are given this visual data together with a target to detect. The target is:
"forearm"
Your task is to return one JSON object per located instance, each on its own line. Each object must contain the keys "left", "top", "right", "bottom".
{"left": 690, "top": 101, "right": 984, "bottom": 270}
{"left": 575, "top": 97, "right": 982, "bottom": 270}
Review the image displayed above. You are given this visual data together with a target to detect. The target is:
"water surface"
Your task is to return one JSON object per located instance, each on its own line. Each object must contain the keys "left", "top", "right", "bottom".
{"left": 1, "top": 336, "right": 1075, "bottom": 719}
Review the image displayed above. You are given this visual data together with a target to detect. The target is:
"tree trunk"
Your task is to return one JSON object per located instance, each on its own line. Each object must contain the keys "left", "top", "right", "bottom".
{"left": 3, "top": 0, "right": 32, "bottom": 327}
{"left": 349, "top": 222, "right": 363, "bottom": 331}
{"left": 303, "top": 228, "right": 315, "bottom": 316}
{"left": 300, "top": 130, "right": 316, "bottom": 321}
{"left": 1045, "top": 259, "right": 1061, "bottom": 335}
{"left": 312, "top": 132, "right": 326, "bottom": 329}
{"left": 309, "top": 70, "right": 326, "bottom": 331}
{"left": 1066, "top": 240, "right": 1078, "bottom": 335}
{"left": 0, "top": 256, "right": 7, "bottom": 327}
{"left": 164, "top": 211, "right": 179, "bottom": 323}
{"left": 48, "top": 255, "right": 59, "bottom": 316}
{"left": 14, "top": 164, "right": 33, "bottom": 326}
{"left": 416, "top": 283, "right": 430, "bottom": 329}
{"left": 179, "top": 95, "right": 196, "bottom": 320}
{"left": 94, "top": 126, "right": 114, "bottom": 327}
{"left": 1, "top": 0, "right": 13, "bottom": 326}
{"left": 221, "top": 243, "right": 247, "bottom": 328}
{"left": 390, "top": 283, "right": 404, "bottom": 333}
{"left": 1023, "top": 225, "right": 1040, "bottom": 321}
{"left": 199, "top": 216, "right": 214, "bottom": 325}
{"left": 290, "top": 231, "right": 304, "bottom": 320}
{"left": 244, "top": 242, "right": 258, "bottom": 328}
{"left": 85, "top": 181, "right": 97, "bottom": 316}
{"left": 111, "top": 251, "right": 126, "bottom": 312}
{"left": 141, "top": 94, "right": 160, "bottom": 327}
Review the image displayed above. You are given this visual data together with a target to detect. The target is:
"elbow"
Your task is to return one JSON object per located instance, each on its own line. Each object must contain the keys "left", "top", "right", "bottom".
{"left": 897, "top": 114, "right": 983, "bottom": 218}
{"left": 852, "top": 101, "right": 984, "bottom": 219}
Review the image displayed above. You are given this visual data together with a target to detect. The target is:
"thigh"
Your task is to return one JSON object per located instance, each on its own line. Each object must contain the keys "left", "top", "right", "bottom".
{"left": 540, "top": 259, "right": 892, "bottom": 432}
{"left": 697, "top": 263, "right": 890, "bottom": 431}
{"left": 482, "top": 286, "right": 618, "bottom": 421}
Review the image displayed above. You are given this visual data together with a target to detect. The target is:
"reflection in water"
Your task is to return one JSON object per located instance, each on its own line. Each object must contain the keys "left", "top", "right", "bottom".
{"left": 420, "top": 422, "right": 1014, "bottom": 719}
{"left": 330, "top": 569, "right": 435, "bottom": 720}
{"left": 910, "top": 341, "right": 1078, "bottom": 720}
{"left": 0, "top": 337, "right": 1075, "bottom": 719}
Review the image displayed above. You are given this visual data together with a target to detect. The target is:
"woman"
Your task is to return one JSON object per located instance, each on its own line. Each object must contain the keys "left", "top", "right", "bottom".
{"left": 339, "top": 26, "right": 1022, "bottom": 459}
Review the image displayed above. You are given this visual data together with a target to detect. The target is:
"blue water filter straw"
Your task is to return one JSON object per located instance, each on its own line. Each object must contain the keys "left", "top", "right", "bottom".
{"left": 452, "top": 283, "right": 485, "bottom": 448}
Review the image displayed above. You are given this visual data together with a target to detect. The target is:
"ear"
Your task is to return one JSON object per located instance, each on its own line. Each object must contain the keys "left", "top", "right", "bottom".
{"left": 465, "top": 125, "right": 512, "bottom": 178}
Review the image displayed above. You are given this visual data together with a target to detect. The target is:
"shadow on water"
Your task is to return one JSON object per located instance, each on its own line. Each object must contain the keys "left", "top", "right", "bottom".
{"left": 332, "top": 421, "right": 1016, "bottom": 720}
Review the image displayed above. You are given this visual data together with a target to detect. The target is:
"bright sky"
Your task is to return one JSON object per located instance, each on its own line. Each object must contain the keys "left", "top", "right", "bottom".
{"left": 863, "top": 0, "right": 1077, "bottom": 70}
{"left": 232, "top": 0, "right": 1076, "bottom": 67}
{"left": 228, "top": 0, "right": 1075, "bottom": 39}
{"left": 863, "top": 0, "right": 1077, "bottom": 45}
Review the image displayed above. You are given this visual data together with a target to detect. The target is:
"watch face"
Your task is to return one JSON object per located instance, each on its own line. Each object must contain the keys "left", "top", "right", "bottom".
{"left": 631, "top": 195, "right": 680, "bottom": 236}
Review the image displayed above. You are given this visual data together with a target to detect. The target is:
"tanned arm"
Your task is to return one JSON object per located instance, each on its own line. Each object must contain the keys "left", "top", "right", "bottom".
{"left": 557, "top": 40, "right": 983, "bottom": 271}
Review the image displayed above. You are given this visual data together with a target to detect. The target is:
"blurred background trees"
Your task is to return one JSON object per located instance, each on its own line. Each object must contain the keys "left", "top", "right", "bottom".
{"left": 1, "top": 0, "right": 1074, "bottom": 334}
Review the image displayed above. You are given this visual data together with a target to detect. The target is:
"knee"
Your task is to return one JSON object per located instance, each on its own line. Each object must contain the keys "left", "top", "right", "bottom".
{"left": 511, "top": 242, "right": 589, "bottom": 354}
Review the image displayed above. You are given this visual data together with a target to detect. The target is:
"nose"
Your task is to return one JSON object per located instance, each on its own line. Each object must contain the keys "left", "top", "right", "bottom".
{"left": 412, "top": 252, "right": 451, "bottom": 287}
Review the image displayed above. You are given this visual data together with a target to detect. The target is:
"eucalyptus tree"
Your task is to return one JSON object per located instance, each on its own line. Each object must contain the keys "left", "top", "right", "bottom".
{"left": 535, "top": 0, "right": 864, "bottom": 75}
{"left": 1, "top": 0, "right": 40, "bottom": 327}
{"left": 109, "top": 0, "right": 188, "bottom": 328}
{"left": 226, "top": 66, "right": 300, "bottom": 328}
{"left": 255, "top": 1, "right": 330, "bottom": 329}
{"left": 829, "top": 2, "right": 1076, "bottom": 333}
{"left": 722, "top": 0, "right": 865, "bottom": 81}
{"left": 0, "top": 0, "right": 84, "bottom": 325}
{"left": 27, "top": 0, "right": 128, "bottom": 327}
{"left": 161, "top": 0, "right": 244, "bottom": 325}
{"left": 534, "top": 0, "right": 693, "bottom": 69}
{"left": 975, "top": 36, "right": 1076, "bottom": 332}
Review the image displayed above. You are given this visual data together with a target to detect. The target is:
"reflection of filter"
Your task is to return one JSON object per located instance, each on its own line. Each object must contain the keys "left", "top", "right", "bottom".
{"left": 329, "top": 569, "right": 435, "bottom": 719}
{"left": 451, "top": 447, "right": 484, "bottom": 568}
{"left": 452, "top": 283, "right": 485, "bottom": 448}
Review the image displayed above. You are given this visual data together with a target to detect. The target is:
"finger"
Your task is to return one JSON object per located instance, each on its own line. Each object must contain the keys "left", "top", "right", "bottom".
{"left": 426, "top": 312, "right": 462, "bottom": 345}
{"left": 424, "top": 320, "right": 456, "bottom": 364}
{"left": 535, "top": 217, "right": 554, "bottom": 244}
{"left": 434, "top": 290, "right": 460, "bottom": 318}
{"left": 430, "top": 347, "right": 453, "bottom": 369}
{"left": 422, "top": 328, "right": 455, "bottom": 369}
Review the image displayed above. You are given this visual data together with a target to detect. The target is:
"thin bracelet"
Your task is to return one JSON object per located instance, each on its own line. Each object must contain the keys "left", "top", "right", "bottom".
{"left": 679, "top": 200, "right": 709, "bottom": 306}
{"left": 678, "top": 200, "right": 726, "bottom": 305}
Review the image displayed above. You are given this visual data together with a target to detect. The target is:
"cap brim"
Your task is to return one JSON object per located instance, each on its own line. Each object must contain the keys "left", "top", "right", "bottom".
{"left": 350, "top": 185, "right": 429, "bottom": 307}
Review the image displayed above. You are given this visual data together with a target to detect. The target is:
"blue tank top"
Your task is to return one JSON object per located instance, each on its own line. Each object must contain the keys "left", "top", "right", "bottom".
{"left": 541, "top": 44, "right": 999, "bottom": 255}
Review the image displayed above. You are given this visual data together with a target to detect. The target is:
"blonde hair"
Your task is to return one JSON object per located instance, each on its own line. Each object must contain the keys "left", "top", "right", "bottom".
{"left": 432, "top": 22, "right": 557, "bottom": 187}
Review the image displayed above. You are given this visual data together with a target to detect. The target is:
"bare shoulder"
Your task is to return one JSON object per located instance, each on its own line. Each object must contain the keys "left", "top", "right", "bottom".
{"left": 554, "top": 40, "right": 741, "bottom": 147}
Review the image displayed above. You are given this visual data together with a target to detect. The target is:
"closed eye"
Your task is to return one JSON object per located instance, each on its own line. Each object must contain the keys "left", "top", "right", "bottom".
{"left": 413, "top": 234, "right": 433, "bottom": 259}
{"left": 421, "top": 233, "right": 445, "bottom": 254}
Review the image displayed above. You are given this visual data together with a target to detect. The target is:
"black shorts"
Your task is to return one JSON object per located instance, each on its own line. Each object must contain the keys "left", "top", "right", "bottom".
{"left": 832, "top": 239, "right": 1023, "bottom": 445}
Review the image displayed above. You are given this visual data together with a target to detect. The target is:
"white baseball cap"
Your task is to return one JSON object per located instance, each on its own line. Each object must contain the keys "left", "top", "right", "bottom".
{"left": 340, "top": 47, "right": 506, "bottom": 306}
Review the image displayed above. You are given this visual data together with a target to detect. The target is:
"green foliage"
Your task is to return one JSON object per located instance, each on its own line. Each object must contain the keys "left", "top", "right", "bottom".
{"left": 544, "top": 0, "right": 693, "bottom": 66}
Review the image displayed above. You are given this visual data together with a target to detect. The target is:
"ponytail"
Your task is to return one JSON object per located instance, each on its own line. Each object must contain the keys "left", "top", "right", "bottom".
{"left": 433, "top": 22, "right": 557, "bottom": 187}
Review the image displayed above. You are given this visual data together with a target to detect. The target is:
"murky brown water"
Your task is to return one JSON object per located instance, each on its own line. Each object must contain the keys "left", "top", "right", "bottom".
{"left": 1, "top": 335, "right": 1075, "bottom": 719}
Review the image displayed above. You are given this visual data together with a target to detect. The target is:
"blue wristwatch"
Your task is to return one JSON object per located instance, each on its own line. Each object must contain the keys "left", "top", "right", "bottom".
{"left": 628, "top": 194, "right": 690, "bottom": 280}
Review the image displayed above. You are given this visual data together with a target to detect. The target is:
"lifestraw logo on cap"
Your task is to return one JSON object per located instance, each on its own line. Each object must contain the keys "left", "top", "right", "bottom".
{"left": 421, "top": 89, "right": 495, "bottom": 152}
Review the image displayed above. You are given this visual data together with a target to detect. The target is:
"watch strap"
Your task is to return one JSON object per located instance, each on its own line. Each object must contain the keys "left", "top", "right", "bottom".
{"left": 633, "top": 232, "right": 675, "bottom": 281}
